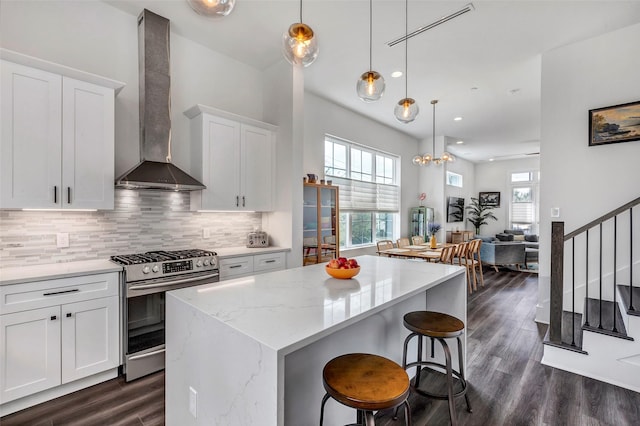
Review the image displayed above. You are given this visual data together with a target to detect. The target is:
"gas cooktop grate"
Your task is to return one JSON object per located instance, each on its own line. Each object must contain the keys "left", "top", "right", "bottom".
{"left": 110, "top": 249, "right": 216, "bottom": 265}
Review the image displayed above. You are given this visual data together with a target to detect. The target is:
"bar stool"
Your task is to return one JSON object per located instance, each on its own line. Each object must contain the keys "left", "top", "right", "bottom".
{"left": 320, "top": 353, "right": 412, "bottom": 426}
{"left": 401, "top": 311, "right": 471, "bottom": 425}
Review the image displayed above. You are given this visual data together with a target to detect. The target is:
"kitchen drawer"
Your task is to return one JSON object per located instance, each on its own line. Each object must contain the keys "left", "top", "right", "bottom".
{"left": 0, "top": 272, "right": 119, "bottom": 315}
{"left": 253, "top": 252, "right": 285, "bottom": 273}
{"left": 220, "top": 256, "right": 254, "bottom": 279}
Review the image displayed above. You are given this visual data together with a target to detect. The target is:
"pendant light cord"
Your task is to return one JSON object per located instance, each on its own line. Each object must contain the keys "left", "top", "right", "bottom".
{"left": 404, "top": 0, "right": 408, "bottom": 98}
{"left": 300, "top": 0, "right": 303, "bottom": 23}
{"left": 369, "top": 0, "right": 373, "bottom": 71}
{"left": 433, "top": 101, "right": 436, "bottom": 153}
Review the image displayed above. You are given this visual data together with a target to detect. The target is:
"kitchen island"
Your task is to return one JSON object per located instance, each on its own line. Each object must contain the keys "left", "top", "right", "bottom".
{"left": 166, "top": 255, "right": 466, "bottom": 425}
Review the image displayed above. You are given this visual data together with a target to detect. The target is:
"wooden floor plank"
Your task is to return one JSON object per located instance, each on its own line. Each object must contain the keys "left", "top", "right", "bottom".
{"left": 2, "top": 267, "right": 640, "bottom": 425}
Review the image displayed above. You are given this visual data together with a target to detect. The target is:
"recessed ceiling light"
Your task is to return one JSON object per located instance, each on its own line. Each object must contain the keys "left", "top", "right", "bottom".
{"left": 456, "top": 140, "right": 464, "bottom": 144}
{"left": 454, "top": 117, "right": 463, "bottom": 121}
{"left": 391, "top": 71, "right": 403, "bottom": 78}
{"left": 488, "top": 158, "right": 494, "bottom": 162}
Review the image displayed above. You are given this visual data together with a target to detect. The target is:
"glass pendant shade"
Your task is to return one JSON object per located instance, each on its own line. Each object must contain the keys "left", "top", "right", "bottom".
{"left": 282, "top": 23, "right": 318, "bottom": 67}
{"left": 186, "top": 0, "right": 235, "bottom": 17}
{"left": 394, "top": 98, "right": 419, "bottom": 123}
{"left": 357, "top": 71, "right": 385, "bottom": 102}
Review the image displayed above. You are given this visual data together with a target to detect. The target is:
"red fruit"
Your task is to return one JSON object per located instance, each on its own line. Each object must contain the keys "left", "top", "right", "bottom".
{"left": 348, "top": 259, "right": 358, "bottom": 267}
{"left": 338, "top": 257, "right": 347, "bottom": 262}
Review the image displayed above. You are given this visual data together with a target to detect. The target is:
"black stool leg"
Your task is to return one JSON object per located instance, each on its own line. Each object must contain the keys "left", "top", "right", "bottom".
{"left": 440, "top": 338, "right": 458, "bottom": 426}
{"left": 415, "top": 334, "right": 423, "bottom": 387}
{"left": 364, "top": 410, "right": 375, "bottom": 426}
{"left": 319, "top": 393, "right": 330, "bottom": 426}
{"left": 457, "top": 336, "right": 472, "bottom": 413}
{"left": 403, "top": 400, "right": 412, "bottom": 426}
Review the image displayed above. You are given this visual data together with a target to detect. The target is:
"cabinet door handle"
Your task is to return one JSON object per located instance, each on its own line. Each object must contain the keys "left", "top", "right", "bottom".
{"left": 51, "top": 315, "right": 57, "bottom": 321}
{"left": 54, "top": 186, "right": 58, "bottom": 204}
{"left": 43, "top": 289, "right": 79, "bottom": 296}
{"left": 66, "top": 313, "right": 73, "bottom": 318}
{"left": 242, "top": 196, "right": 245, "bottom": 207}
{"left": 67, "top": 187, "right": 71, "bottom": 204}
{"left": 229, "top": 264, "right": 242, "bottom": 269}
{"left": 236, "top": 196, "right": 239, "bottom": 207}
{"left": 265, "top": 260, "right": 276, "bottom": 263}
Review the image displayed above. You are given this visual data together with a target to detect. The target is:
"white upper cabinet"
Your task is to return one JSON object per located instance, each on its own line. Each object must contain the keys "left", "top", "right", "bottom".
{"left": 0, "top": 50, "right": 124, "bottom": 210}
{"left": 186, "top": 104, "right": 276, "bottom": 212}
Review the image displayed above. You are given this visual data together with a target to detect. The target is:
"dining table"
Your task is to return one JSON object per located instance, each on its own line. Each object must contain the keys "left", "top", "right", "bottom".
{"left": 377, "top": 242, "right": 457, "bottom": 262}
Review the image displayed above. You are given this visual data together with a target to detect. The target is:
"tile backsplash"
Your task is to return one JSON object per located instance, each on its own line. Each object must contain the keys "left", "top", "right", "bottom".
{"left": 0, "top": 189, "right": 263, "bottom": 268}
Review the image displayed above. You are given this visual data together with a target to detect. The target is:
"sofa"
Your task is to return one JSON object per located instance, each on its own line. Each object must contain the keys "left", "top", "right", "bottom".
{"left": 477, "top": 237, "right": 526, "bottom": 271}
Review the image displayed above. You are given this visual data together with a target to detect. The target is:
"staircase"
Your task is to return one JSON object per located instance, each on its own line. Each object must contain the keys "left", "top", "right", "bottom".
{"left": 542, "top": 197, "right": 640, "bottom": 392}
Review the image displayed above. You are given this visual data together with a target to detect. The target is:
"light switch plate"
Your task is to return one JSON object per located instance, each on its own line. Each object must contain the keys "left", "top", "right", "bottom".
{"left": 56, "top": 233, "right": 69, "bottom": 248}
{"left": 551, "top": 207, "right": 560, "bottom": 218}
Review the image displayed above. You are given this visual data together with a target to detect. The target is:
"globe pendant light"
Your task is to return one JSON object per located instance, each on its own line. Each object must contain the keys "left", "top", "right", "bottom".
{"left": 356, "top": 0, "right": 385, "bottom": 102}
{"left": 186, "top": 0, "right": 235, "bottom": 17}
{"left": 282, "top": 0, "right": 319, "bottom": 67}
{"left": 412, "top": 100, "right": 455, "bottom": 166}
{"left": 394, "top": 0, "right": 418, "bottom": 123}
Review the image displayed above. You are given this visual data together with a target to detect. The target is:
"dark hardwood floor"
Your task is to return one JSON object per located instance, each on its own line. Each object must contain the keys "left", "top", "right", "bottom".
{"left": 3, "top": 268, "right": 639, "bottom": 425}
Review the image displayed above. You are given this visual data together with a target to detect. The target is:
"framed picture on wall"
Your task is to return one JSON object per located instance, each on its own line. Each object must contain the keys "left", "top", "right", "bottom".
{"left": 479, "top": 191, "right": 500, "bottom": 207}
{"left": 589, "top": 100, "right": 640, "bottom": 146}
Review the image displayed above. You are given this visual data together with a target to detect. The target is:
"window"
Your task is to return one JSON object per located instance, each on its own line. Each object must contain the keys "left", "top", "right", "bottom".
{"left": 446, "top": 171, "right": 463, "bottom": 188}
{"left": 509, "top": 171, "right": 539, "bottom": 233}
{"left": 325, "top": 136, "right": 400, "bottom": 249}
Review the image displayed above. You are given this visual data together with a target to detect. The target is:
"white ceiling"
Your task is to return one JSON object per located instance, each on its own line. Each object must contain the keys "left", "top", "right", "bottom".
{"left": 104, "top": 0, "right": 640, "bottom": 163}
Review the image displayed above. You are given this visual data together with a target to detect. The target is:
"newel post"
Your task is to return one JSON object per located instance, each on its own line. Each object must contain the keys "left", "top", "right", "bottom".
{"left": 549, "top": 221, "right": 564, "bottom": 342}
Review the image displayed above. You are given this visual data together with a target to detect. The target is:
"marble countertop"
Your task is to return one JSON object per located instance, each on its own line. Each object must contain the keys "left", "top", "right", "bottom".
{"left": 168, "top": 255, "right": 465, "bottom": 355}
{"left": 0, "top": 259, "right": 123, "bottom": 286}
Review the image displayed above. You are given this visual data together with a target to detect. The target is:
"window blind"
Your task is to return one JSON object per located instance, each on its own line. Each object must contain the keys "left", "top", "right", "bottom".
{"left": 511, "top": 202, "right": 534, "bottom": 224}
{"left": 332, "top": 177, "right": 399, "bottom": 212}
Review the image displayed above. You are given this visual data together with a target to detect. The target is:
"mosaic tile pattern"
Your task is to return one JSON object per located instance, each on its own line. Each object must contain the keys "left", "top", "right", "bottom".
{"left": 0, "top": 190, "right": 263, "bottom": 268}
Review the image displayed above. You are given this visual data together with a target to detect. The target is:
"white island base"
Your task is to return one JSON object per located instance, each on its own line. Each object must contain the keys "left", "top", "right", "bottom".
{"left": 166, "top": 255, "right": 467, "bottom": 425}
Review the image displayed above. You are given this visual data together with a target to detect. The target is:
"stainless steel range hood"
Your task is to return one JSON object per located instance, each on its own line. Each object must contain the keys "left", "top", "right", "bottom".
{"left": 116, "top": 9, "right": 205, "bottom": 191}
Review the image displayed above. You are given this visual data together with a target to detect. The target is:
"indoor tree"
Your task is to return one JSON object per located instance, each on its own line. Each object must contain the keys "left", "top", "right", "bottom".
{"left": 465, "top": 197, "right": 498, "bottom": 235}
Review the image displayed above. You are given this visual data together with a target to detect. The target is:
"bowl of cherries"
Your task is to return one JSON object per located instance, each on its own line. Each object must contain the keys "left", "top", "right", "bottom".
{"left": 325, "top": 257, "right": 360, "bottom": 279}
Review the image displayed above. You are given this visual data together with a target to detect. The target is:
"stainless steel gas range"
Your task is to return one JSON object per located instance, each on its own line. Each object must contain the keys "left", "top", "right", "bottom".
{"left": 110, "top": 249, "right": 219, "bottom": 381}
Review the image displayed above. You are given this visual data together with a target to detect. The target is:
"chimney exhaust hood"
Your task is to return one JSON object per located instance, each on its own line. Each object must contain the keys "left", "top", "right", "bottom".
{"left": 116, "top": 9, "right": 205, "bottom": 191}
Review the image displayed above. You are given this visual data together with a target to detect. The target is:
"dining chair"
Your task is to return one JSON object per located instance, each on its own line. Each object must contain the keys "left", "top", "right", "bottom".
{"left": 411, "top": 235, "right": 425, "bottom": 245}
{"left": 376, "top": 240, "right": 394, "bottom": 256}
{"left": 467, "top": 239, "right": 484, "bottom": 289}
{"left": 452, "top": 242, "right": 473, "bottom": 293}
{"left": 439, "top": 244, "right": 456, "bottom": 264}
{"left": 397, "top": 237, "right": 410, "bottom": 248}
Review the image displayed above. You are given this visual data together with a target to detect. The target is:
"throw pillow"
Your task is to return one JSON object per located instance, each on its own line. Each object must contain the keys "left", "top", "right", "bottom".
{"left": 513, "top": 235, "right": 525, "bottom": 241}
{"left": 504, "top": 229, "right": 525, "bottom": 235}
{"left": 525, "top": 234, "right": 539, "bottom": 242}
{"left": 496, "top": 233, "right": 514, "bottom": 241}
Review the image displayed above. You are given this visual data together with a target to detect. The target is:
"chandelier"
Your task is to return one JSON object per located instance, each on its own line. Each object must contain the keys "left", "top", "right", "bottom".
{"left": 413, "top": 100, "right": 455, "bottom": 166}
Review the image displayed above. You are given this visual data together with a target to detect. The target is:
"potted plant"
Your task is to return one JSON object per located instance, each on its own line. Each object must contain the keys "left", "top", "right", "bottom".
{"left": 465, "top": 197, "right": 498, "bottom": 235}
{"left": 428, "top": 222, "right": 442, "bottom": 248}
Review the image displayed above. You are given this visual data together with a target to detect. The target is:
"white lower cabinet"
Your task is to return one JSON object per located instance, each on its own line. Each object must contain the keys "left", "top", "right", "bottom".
{"left": 0, "top": 306, "right": 61, "bottom": 403}
{"left": 0, "top": 272, "right": 119, "bottom": 405}
{"left": 220, "top": 251, "right": 286, "bottom": 280}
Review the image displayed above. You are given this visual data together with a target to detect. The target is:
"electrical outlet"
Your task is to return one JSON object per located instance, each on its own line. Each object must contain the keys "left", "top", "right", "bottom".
{"left": 203, "top": 228, "right": 210, "bottom": 239}
{"left": 189, "top": 386, "right": 197, "bottom": 418}
{"left": 56, "top": 233, "right": 69, "bottom": 248}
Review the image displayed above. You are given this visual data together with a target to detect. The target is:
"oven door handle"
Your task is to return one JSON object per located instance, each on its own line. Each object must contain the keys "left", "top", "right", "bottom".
{"left": 129, "top": 272, "right": 220, "bottom": 291}
{"left": 128, "top": 348, "right": 165, "bottom": 361}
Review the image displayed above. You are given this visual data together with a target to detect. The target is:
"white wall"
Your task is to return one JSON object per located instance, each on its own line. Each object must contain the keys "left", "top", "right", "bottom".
{"left": 444, "top": 151, "right": 476, "bottom": 235}
{"left": 303, "top": 92, "right": 420, "bottom": 255}
{"left": 537, "top": 22, "right": 640, "bottom": 322}
{"left": 0, "top": 0, "right": 265, "bottom": 177}
{"left": 474, "top": 157, "right": 540, "bottom": 237}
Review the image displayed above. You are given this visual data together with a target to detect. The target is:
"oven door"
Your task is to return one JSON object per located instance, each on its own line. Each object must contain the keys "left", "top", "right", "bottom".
{"left": 124, "top": 271, "right": 219, "bottom": 381}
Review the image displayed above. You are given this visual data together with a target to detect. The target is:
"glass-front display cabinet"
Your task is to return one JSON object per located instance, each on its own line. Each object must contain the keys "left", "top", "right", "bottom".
{"left": 303, "top": 183, "right": 339, "bottom": 265}
{"left": 409, "top": 206, "right": 434, "bottom": 241}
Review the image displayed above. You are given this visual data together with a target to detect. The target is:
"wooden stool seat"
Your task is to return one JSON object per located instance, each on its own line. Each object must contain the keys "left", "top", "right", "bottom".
{"left": 401, "top": 311, "right": 471, "bottom": 425}
{"left": 404, "top": 311, "right": 464, "bottom": 338}
{"left": 320, "top": 353, "right": 411, "bottom": 425}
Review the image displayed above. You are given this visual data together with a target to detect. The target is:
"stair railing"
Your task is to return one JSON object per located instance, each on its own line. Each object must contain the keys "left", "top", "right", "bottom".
{"left": 549, "top": 196, "right": 639, "bottom": 346}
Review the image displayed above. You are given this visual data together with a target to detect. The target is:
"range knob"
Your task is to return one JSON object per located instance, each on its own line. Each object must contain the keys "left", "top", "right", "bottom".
{"left": 142, "top": 265, "right": 151, "bottom": 274}
{"left": 204, "top": 259, "right": 210, "bottom": 266}
{"left": 152, "top": 265, "right": 160, "bottom": 273}
{"left": 196, "top": 260, "right": 203, "bottom": 267}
